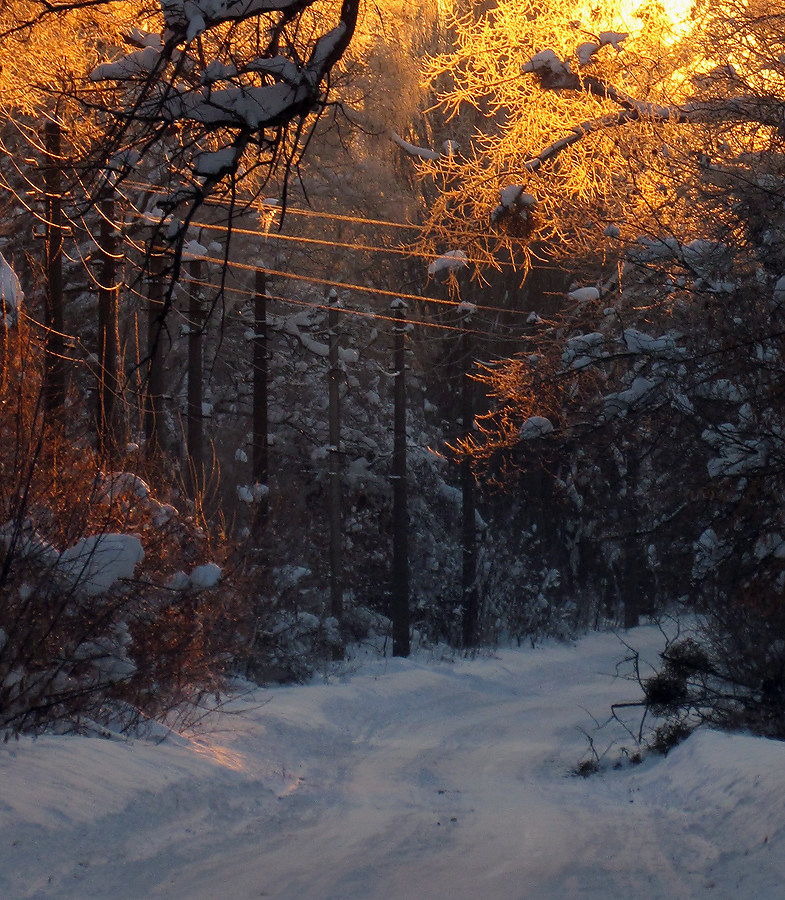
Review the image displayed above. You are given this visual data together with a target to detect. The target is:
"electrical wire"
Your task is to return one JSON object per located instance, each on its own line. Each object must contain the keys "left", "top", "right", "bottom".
{"left": 169, "top": 216, "right": 421, "bottom": 260}
{"left": 121, "top": 248, "right": 548, "bottom": 345}
{"left": 117, "top": 179, "right": 558, "bottom": 272}
{"left": 126, "top": 204, "right": 525, "bottom": 272}
{"left": 149, "top": 247, "right": 556, "bottom": 324}
{"left": 121, "top": 179, "right": 422, "bottom": 231}
{"left": 10, "top": 192, "right": 553, "bottom": 350}
{"left": 123, "top": 272, "right": 526, "bottom": 344}
{"left": 169, "top": 273, "right": 538, "bottom": 344}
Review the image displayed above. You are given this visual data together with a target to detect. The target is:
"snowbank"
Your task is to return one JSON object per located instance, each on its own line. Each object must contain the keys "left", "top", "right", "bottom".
{"left": 1, "top": 626, "right": 783, "bottom": 899}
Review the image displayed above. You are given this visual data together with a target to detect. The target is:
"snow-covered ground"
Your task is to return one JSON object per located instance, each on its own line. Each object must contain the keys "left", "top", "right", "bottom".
{"left": 2, "top": 625, "right": 784, "bottom": 900}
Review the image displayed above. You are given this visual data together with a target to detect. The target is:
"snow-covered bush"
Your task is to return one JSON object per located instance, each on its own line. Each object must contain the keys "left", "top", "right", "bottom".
{"left": 242, "top": 609, "right": 343, "bottom": 684}
{"left": 0, "top": 330, "right": 241, "bottom": 736}
{"left": 472, "top": 183, "right": 785, "bottom": 729}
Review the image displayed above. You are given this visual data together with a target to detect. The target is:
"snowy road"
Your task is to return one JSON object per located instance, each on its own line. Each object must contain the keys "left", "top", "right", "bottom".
{"left": 1, "top": 627, "right": 784, "bottom": 899}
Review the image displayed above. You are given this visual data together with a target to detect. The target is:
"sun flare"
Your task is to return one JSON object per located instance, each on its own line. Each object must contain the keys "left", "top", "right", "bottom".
{"left": 606, "top": 0, "right": 693, "bottom": 37}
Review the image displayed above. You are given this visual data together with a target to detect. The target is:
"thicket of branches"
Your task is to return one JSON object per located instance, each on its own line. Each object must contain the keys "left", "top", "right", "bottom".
{"left": 0, "top": 0, "right": 373, "bottom": 734}
{"left": 402, "top": 0, "right": 785, "bottom": 738}
{"left": 5, "top": 0, "right": 785, "bottom": 743}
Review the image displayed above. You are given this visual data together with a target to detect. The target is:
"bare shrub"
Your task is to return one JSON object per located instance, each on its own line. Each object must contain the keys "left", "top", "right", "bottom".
{"left": 0, "top": 320, "right": 240, "bottom": 737}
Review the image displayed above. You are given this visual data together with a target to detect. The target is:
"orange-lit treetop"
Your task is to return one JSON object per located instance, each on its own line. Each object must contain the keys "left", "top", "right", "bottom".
{"left": 406, "top": 0, "right": 785, "bottom": 272}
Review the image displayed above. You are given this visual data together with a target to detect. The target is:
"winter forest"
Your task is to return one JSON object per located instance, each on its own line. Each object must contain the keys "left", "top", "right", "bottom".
{"left": 2, "top": 0, "right": 785, "bottom": 895}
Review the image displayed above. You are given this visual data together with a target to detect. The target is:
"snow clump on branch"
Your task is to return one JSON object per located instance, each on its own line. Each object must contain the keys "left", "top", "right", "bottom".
{"left": 0, "top": 523, "right": 145, "bottom": 597}
{"left": 491, "top": 185, "right": 537, "bottom": 225}
{"left": 58, "top": 534, "right": 145, "bottom": 597}
{"left": 520, "top": 416, "right": 555, "bottom": 439}
{"left": 428, "top": 250, "right": 468, "bottom": 277}
{"left": 567, "top": 286, "right": 600, "bottom": 304}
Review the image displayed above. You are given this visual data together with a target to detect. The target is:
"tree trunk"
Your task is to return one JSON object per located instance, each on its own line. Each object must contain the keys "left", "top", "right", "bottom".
{"left": 145, "top": 247, "right": 166, "bottom": 452}
{"left": 44, "top": 118, "right": 66, "bottom": 414}
{"left": 187, "top": 257, "right": 204, "bottom": 497}
{"left": 252, "top": 267, "right": 269, "bottom": 530}
{"left": 461, "top": 311, "right": 478, "bottom": 649}
{"left": 327, "top": 290, "right": 343, "bottom": 621}
{"left": 622, "top": 448, "right": 650, "bottom": 629}
{"left": 391, "top": 299, "right": 410, "bottom": 657}
{"left": 96, "top": 193, "right": 118, "bottom": 457}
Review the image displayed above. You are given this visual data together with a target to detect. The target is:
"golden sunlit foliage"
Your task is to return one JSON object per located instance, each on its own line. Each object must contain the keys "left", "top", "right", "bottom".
{"left": 348, "top": 0, "right": 443, "bottom": 131}
{"left": 0, "top": 1, "right": 151, "bottom": 218}
{"left": 0, "top": 1, "right": 142, "bottom": 113}
{"left": 411, "top": 0, "right": 785, "bottom": 270}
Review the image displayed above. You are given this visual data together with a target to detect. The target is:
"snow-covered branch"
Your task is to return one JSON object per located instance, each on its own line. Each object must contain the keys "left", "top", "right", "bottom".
{"left": 160, "top": 0, "right": 317, "bottom": 40}
{"left": 390, "top": 132, "right": 440, "bottom": 162}
{"left": 87, "top": 0, "right": 358, "bottom": 186}
{"left": 520, "top": 49, "right": 785, "bottom": 177}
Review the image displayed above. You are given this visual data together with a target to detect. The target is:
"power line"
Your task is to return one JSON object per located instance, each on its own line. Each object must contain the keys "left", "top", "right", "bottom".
{"left": 120, "top": 180, "right": 421, "bottom": 231}
{"left": 128, "top": 206, "right": 521, "bottom": 272}
{"left": 117, "top": 179, "right": 551, "bottom": 272}
{"left": 181, "top": 274, "right": 531, "bottom": 341}
{"left": 151, "top": 248, "right": 554, "bottom": 324}
{"left": 124, "top": 267, "right": 530, "bottom": 343}
{"left": 175, "top": 216, "right": 419, "bottom": 260}
{"left": 121, "top": 243, "right": 557, "bottom": 338}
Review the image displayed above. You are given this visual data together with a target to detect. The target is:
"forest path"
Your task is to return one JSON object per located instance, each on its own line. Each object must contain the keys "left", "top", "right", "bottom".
{"left": 1, "top": 627, "right": 783, "bottom": 900}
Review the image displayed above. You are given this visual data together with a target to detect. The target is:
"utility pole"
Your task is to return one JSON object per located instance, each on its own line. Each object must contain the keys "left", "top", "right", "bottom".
{"left": 327, "top": 289, "right": 343, "bottom": 621}
{"left": 96, "top": 192, "right": 118, "bottom": 458}
{"left": 44, "top": 117, "right": 66, "bottom": 414}
{"left": 145, "top": 247, "right": 165, "bottom": 452}
{"left": 622, "top": 445, "right": 647, "bottom": 629}
{"left": 460, "top": 303, "right": 478, "bottom": 649}
{"left": 187, "top": 256, "right": 204, "bottom": 497}
{"left": 391, "top": 298, "right": 410, "bottom": 657}
{"left": 252, "top": 266, "right": 269, "bottom": 529}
